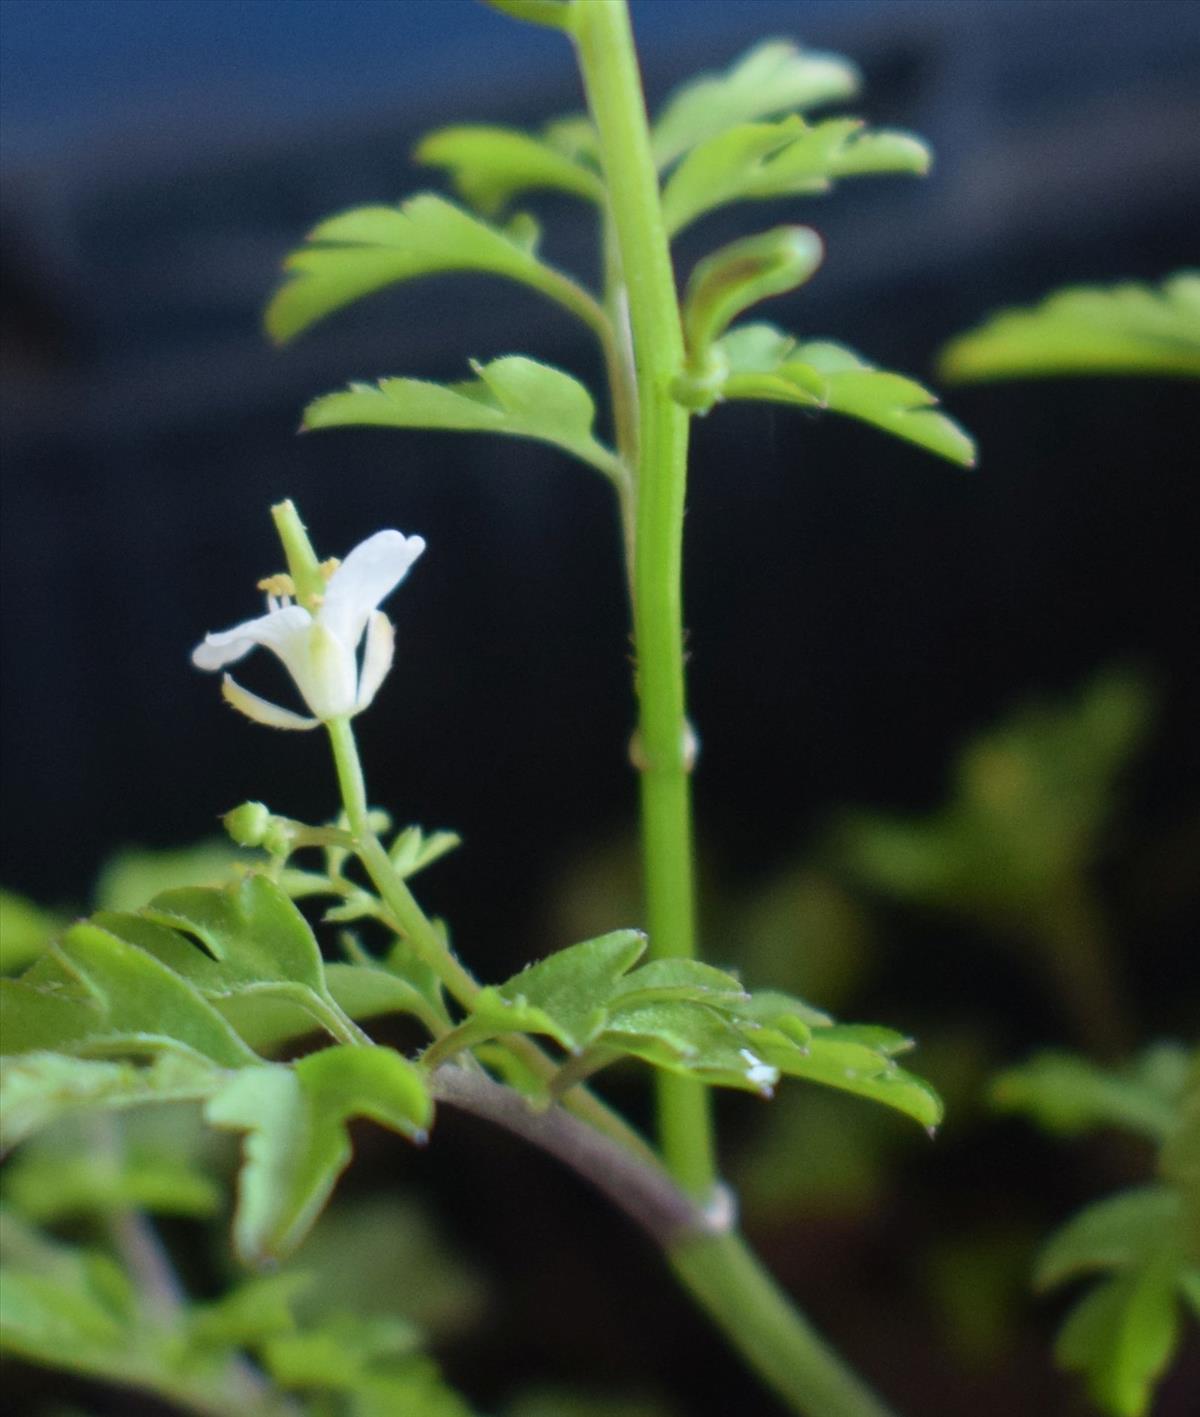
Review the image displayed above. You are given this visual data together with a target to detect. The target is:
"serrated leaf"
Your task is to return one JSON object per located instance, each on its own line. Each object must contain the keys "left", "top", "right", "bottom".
{"left": 715, "top": 324, "right": 976, "bottom": 466}
{"left": 0, "top": 1052, "right": 221, "bottom": 1151}
{"left": 416, "top": 125, "right": 603, "bottom": 217}
{"left": 1036, "top": 1188, "right": 1180, "bottom": 1293}
{"left": 1055, "top": 1258, "right": 1181, "bottom": 1417}
{"left": 207, "top": 1046, "right": 431, "bottom": 1264}
{"left": 681, "top": 226, "right": 823, "bottom": 362}
{"left": 939, "top": 272, "right": 1200, "bottom": 382}
{"left": 471, "top": 929, "right": 646, "bottom": 1053}
{"left": 651, "top": 40, "right": 860, "bottom": 169}
{"left": 2, "top": 923, "right": 260, "bottom": 1067}
{"left": 303, "top": 356, "right": 621, "bottom": 480}
{"left": 602, "top": 1001, "right": 780, "bottom": 1095}
{"left": 266, "top": 194, "right": 590, "bottom": 345}
{"left": 993, "top": 1049, "right": 1186, "bottom": 1141}
{"left": 96, "top": 876, "right": 359, "bottom": 1054}
{"left": 661, "top": 115, "right": 930, "bottom": 236}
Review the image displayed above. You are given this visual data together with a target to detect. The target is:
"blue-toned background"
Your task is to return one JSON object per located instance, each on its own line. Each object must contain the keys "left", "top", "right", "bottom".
{"left": 2, "top": 4, "right": 1198, "bottom": 1411}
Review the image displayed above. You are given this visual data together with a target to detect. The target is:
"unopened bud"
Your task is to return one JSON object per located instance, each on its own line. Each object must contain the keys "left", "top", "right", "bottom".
{"left": 224, "top": 801, "right": 271, "bottom": 848}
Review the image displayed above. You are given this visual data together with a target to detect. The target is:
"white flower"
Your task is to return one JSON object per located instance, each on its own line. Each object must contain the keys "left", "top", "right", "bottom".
{"left": 193, "top": 529, "right": 425, "bottom": 729}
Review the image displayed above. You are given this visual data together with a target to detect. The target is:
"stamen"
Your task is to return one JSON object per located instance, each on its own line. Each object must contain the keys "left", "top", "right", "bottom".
{"left": 258, "top": 573, "right": 295, "bottom": 597}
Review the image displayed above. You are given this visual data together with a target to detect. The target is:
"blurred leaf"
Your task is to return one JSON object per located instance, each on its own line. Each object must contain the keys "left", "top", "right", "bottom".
{"left": 265, "top": 195, "right": 590, "bottom": 344}
{"left": 505, "top": 1388, "right": 676, "bottom": 1417}
{"left": 303, "top": 356, "right": 621, "bottom": 480}
{"left": 388, "top": 826, "right": 461, "bottom": 879}
{"left": 993, "top": 1046, "right": 1190, "bottom": 1141}
{"left": 189, "top": 1272, "right": 309, "bottom": 1348}
{"left": 680, "top": 227, "right": 823, "bottom": 365}
{"left": 3, "top": 1147, "right": 219, "bottom": 1223}
{"left": 278, "top": 1195, "right": 485, "bottom": 1338}
{"left": 1035, "top": 1187, "right": 1180, "bottom": 1292}
{"left": 416, "top": 125, "right": 603, "bottom": 215}
{"left": 207, "top": 1046, "right": 431, "bottom": 1265}
{"left": 0, "top": 890, "right": 65, "bottom": 974}
{"left": 0, "top": 1052, "right": 219, "bottom": 1152}
{"left": 93, "top": 842, "right": 243, "bottom": 913}
{"left": 1055, "top": 1258, "right": 1181, "bottom": 1417}
{"left": 661, "top": 116, "right": 929, "bottom": 236}
{"left": 716, "top": 325, "right": 975, "bottom": 465}
{"left": 651, "top": 40, "right": 859, "bottom": 169}
{"left": 1, "top": 923, "right": 260, "bottom": 1067}
{"left": 939, "top": 272, "right": 1200, "bottom": 382}
{"left": 838, "top": 669, "right": 1152, "bottom": 919}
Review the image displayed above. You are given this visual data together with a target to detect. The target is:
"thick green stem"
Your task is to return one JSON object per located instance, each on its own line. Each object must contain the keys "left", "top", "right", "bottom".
{"left": 670, "top": 1233, "right": 895, "bottom": 1417}
{"left": 572, "top": 0, "right": 713, "bottom": 1201}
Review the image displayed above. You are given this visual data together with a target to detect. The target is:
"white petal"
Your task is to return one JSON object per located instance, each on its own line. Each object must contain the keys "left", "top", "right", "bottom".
{"left": 192, "top": 604, "right": 311, "bottom": 672}
{"left": 320, "top": 530, "right": 425, "bottom": 651}
{"left": 355, "top": 611, "right": 395, "bottom": 714}
{"left": 283, "top": 621, "right": 359, "bottom": 720}
{"left": 221, "top": 675, "right": 319, "bottom": 730}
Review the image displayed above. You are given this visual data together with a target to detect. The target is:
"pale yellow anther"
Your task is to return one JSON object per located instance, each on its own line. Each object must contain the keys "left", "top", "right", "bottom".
{"left": 319, "top": 558, "right": 341, "bottom": 581}
{"left": 257, "top": 572, "right": 296, "bottom": 597}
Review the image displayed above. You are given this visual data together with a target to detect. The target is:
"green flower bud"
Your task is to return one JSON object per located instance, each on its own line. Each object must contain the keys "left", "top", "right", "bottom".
{"left": 224, "top": 801, "right": 272, "bottom": 848}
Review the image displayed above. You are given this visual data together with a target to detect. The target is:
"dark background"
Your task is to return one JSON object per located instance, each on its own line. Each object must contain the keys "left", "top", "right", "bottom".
{"left": 2, "top": 1, "right": 1199, "bottom": 1413}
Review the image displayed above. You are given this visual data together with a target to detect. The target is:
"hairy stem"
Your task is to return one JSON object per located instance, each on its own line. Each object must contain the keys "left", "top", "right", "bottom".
{"left": 573, "top": 0, "right": 713, "bottom": 1203}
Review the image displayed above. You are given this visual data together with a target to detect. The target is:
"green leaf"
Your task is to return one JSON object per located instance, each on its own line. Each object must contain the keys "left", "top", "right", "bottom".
{"left": 3, "top": 1148, "right": 220, "bottom": 1223}
{"left": 188, "top": 1272, "right": 309, "bottom": 1348}
{"left": 471, "top": 930, "right": 646, "bottom": 1053}
{"left": 0, "top": 890, "right": 64, "bottom": 974}
{"left": 1055, "top": 1258, "right": 1182, "bottom": 1417}
{"left": 265, "top": 194, "right": 591, "bottom": 345}
{"left": 1036, "top": 1188, "right": 1181, "bottom": 1293}
{"left": 993, "top": 1048, "right": 1187, "bottom": 1141}
{"left": 303, "top": 356, "right": 621, "bottom": 481}
{"left": 661, "top": 116, "right": 930, "bottom": 236}
{"left": 0, "top": 1051, "right": 221, "bottom": 1150}
{"left": 2, "top": 923, "right": 260, "bottom": 1067}
{"left": 939, "top": 272, "right": 1200, "bottom": 382}
{"left": 207, "top": 1045, "right": 432, "bottom": 1264}
{"left": 95, "top": 875, "right": 360, "bottom": 1054}
{"left": 415, "top": 125, "right": 604, "bottom": 217}
{"left": 681, "top": 226, "right": 824, "bottom": 364}
{"left": 651, "top": 40, "right": 860, "bottom": 169}
{"left": 93, "top": 841, "right": 243, "bottom": 912}
{"left": 388, "top": 826, "right": 461, "bottom": 879}
{"left": 608, "top": 958, "right": 749, "bottom": 1011}
{"left": 601, "top": 1001, "right": 781, "bottom": 1095}
{"left": 715, "top": 324, "right": 975, "bottom": 466}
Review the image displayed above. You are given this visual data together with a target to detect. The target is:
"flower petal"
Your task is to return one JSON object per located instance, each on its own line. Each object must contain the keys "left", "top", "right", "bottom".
{"left": 355, "top": 611, "right": 395, "bottom": 714}
{"left": 320, "top": 531, "right": 425, "bottom": 651}
{"left": 192, "top": 604, "right": 311, "bottom": 672}
{"left": 221, "top": 675, "right": 319, "bottom": 731}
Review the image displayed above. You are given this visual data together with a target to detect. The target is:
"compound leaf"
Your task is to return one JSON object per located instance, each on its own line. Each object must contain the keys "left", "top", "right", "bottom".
{"left": 662, "top": 116, "right": 929, "bottom": 236}
{"left": 1036, "top": 1187, "right": 1180, "bottom": 1292}
{"left": 716, "top": 324, "right": 975, "bottom": 466}
{"left": 0, "top": 1051, "right": 221, "bottom": 1151}
{"left": 939, "top": 272, "right": 1200, "bottom": 382}
{"left": 471, "top": 930, "right": 646, "bottom": 1053}
{"left": 265, "top": 194, "right": 585, "bottom": 344}
{"left": 651, "top": 40, "right": 859, "bottom": 169}
{"left": 415, "top": 125, "right": 603, "bottom": 216}
{"left": 992, "top": 1047, "right": 1188, "bottom": 1141}
{"left": 206, "top": 1046, "right": 431, "bottom": 1265}
{"left": 303, "top": 355, "right": 621, "bottom": 480}
{"left": 1055, "top": 1259, "right": 1182, "bottom": 1417}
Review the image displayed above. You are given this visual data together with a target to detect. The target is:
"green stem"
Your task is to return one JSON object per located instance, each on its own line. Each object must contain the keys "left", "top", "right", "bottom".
{"left": 324, "top": 713, "right": 659, "bottom": 1165}
{"left": 670, "top": 1233, "right": 895, "bottom": 1417}
{"left": 571, "top": 0, "right": 712, "bottom": 1199}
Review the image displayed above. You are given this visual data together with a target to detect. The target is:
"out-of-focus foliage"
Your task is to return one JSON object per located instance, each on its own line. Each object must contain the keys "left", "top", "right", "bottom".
{"left": 939, "top": 272, "right": 1200, "bottom": 382}
{"left": 994, "top": 1046, "right": 1199, "bottom": 1416}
